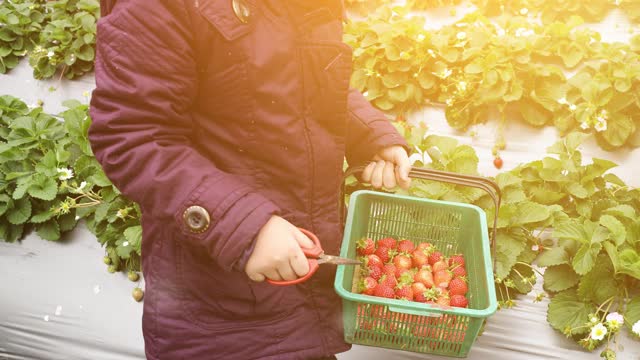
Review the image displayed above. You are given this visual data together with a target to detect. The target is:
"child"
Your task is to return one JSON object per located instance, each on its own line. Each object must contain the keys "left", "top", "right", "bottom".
{"left": 89, "top": 0, "right": 410, "bottom": 359}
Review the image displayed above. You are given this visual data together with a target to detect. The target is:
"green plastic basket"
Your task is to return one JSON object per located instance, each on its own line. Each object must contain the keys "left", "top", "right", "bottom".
{"left": 334, "top": 167, "right": 501, "bottom": 358}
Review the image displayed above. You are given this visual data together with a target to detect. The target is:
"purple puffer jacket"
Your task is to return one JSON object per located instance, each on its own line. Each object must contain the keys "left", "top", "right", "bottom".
{"left": 89, "top": 0, "right": 408, "bottom": 359}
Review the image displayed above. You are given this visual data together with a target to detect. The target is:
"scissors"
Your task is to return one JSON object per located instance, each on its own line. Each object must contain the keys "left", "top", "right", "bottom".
{"left": 267, "top": 228, "right": 361, "bottom": 286}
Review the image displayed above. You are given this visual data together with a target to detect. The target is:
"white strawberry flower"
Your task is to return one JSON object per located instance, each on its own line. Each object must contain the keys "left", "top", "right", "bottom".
{"left": 520, "top": 8, "right": 529, "bottom": 15}
{"left": 78, "top": 181, "right": 87, "bottom": 190}
{"left": 605, "top": 312, "right": 623, "bottom": 329}
{"left": 531, "top": 244, "right": 539, "bottom": 251}
{"left": 594, "top": 119, "right": 608, "bottom": 132}
{"left": 557, "top": 97, "right": 568, "bottom": 105}
{"left": 590, "top": 323, "right": 607, "bottom": 341}
{"left": 57, "top": 168, "right": 73, "bottom": 181}
{"left": 47, "top": 50, "right": 55, "bottom": 59}
{"left": 633, "top": 320, "right": 640, "bottom": 336}
{"left": 416, "top": 34, "right": 426, "bottom": 42}
{"left": 590, "top": 316, "right": 599, "bottom": 324}
{"left": 456, "top": 32, "right": 467, "bottom": 40}
{"left": 569, "top": 104, "right": 577, "bottom": 111}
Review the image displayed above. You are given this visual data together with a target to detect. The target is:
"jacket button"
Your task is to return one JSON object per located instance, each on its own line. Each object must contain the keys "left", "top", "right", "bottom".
{"left": 183, "top": 206, "right": 210, "bottom": 233}
{"left": 232, "top": 0, "right": 251, "bottom": 24}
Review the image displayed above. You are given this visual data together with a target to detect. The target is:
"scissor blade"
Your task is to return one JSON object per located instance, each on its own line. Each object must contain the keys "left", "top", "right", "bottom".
{"left": 318, "top": 255, "right": 361, "bottom": 265}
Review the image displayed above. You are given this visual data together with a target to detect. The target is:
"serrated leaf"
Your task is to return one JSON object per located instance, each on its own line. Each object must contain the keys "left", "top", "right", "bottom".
{"left": 577, "top": 255, "right": 617, "bottom": 305}
{"left": 553, "top": 220, "right": 587, "bottom": 242}
{"left": 495, "top": 232, "right": 526, "bottom": 280}
{"left": 115, "top": 237, "right": 134, "bottom": 259}
{"left": 27, "top": 175, "right": 57, "bottom": 201}
{"left": 567, "top": 183, "right": 589, "bottom": 199}
{"left": 36, "top": 219, "right": 60, "bottom": 241}
{"left": 124, "top": 225, "right": 142, "bottom": 251}
{"left": 543, "top": 264, "right": 580, "bottom": 292}
{"left": 572, "top": 243, "right": 602, "bottom": 275}
{"left": 0, "top": 194, "right": 12, "bottom": 216}
{"left": 30, "top": 209, "right": 55, "bottom": 223}
{"left": 94, "top": 202, "right": 110, "bottom": 223}
{"left": 495, "top": 172, "right": 521, "bottom": 189}
{"left": 604, "top": 204, "right": 636, "bottom": 220}
{"left": 510, "top": 263, "right": 535, "bottom": 294}
{"left": 625, "top": 297, "right": 640, "bottom": 333}
{"left": 619, "top": 249, "right": 640, "bottom": 280}
{"left": 599, "top": 215, "right": 626, "bottom": 246}
{"left": 58, "top": 212, "right": 77, "bottom": 232}
{"left": 511, "top": 202, "right": 550, "bottom": 226}
{"left": 547, "top": 289, "right": 595, "bottom": 336}
{"left": 6, "top": 197, "right": 31, "bottom": 225}
{"left": 536, "top": 246, "right": 569, "bottom": 267}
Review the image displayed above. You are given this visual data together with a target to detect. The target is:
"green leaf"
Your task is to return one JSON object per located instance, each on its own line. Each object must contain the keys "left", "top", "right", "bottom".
{"left": 511, "top": 202, "right": 550, "bottom": 226}
{"left": 27, "top": 175, "right": 58, "bottom": 201}
{"left": 547, "top": 289, "right": 596, "bottom": 336}
{"left": 518, "top": 99, "right": 551, "bottom": 127}
{"left": 495, "top": 232, "right": 526, "bottom": 280}
{"left": 599, "top": 215, "right": 626, "bottom": 246}
{"left": 543, "top": 264, "right": 580, "bottom": 292}
{"left": 619, "top": 249, "right": 640, "bottom": 280}
{"left": 600, "top": 113, "right": 634, "bottom": 148}
{"left": 604, "top": 204, "right": 636, "bottom": 220}
{"left": 625, "top": 297, "right": 640, "bottom": 333}
{"left": 30, "top": 209, "right": 55, "bottom": 223}
{"left": 36, "top": 220, "right": 61, "bottom": 241}
{"left": 536, "top": 246, "right": 569, "bottom": 267}
{"left": 553, "top": 220, "right": 587, "bottom": 242}
{"left": 94, "top": 202, "right": 110, "bottom": 223}
{"left": 602, "top": 241, "right": 619, "bottom": 273}
{"left": 0, "top": 194, "right": 13, "bottom": 217}
{"left": 567, "top": 183, "right": 589, "bottom": 199}
{"left": 577, "top": 255, "right": 617, "bottom": 305}
{"left": 572, "top": 243, "right": 602, "bottom": 275}
{"left": 124, "top": 225, "right": 142, "bottom": 251}
{"left": 6, "top": 197, "right": 31, "bottom": 225}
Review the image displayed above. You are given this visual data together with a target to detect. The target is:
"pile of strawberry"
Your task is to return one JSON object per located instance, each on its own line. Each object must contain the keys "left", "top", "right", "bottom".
{"left": 356, "top": 236, "right": 469, "bottom": 309}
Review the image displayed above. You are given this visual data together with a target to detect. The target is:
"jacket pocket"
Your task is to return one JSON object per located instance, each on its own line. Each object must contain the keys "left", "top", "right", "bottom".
{"left": 298, "top": 40, "right": 353, "bottom": 137}
{"left": 177, "top": 241, "right": 258, "bottom": 330}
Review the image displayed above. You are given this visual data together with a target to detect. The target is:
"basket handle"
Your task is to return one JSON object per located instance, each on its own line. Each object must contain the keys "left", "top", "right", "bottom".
{"left": 340, "top": 166, "right": 501, "bottom": 271}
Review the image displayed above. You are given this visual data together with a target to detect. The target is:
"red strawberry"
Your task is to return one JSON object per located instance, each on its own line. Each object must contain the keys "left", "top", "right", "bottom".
{"left": 493, "top": 157, "right": 503, "bottom": 169}
{"left": 451, "top": 264, "right": 467, "bottom": 277}
{"left": 378, "top": 237, "right": 397, "bottom": 250}
{"left": 395, "top": 285, "right": 414, "bottom": 300}
{"left": 448, "top": 277, "right": 468, "bottom": 296}
{"left": 411, "top": 249, "right": 430, "bottom": 268}
{"left": 428, "top": 251, "right": 443, "bottom": 266}
{"left": 393, "top": 254, "right": 412, "bottom": 272}
{"left": 450, "top": 294, "right": 468, "bottom": 308}
{"left": 365, "top": 254, "right": 384, "bottom": 269}
{"left": 373, "top": 284, "right": 395, "bottom": 298}
{"left": 379, "top": 274, "right": 398, "bottom": 288}
{"left": 414, "top": 268, "right": 434, "bottom": 288}
{"left": 375, "top": 246, "right": 395, "bottom": 263}
{"left": 416, "top": 242, "right": 432, "bottom": 252}
{"left": 397, "top": 239, "right": 415, "bottom": 253}
{"left": 412, "top": 282, "right": 428, "bottom": 302}
{"left": 431, "top": 259, "right": 448, "bottom": 272}
{"left": 356, "top": 237, "right": 376, "bottom": 256}
{"left": 383, "top": 263, "right": 397, "bottom": 277}
{"left": 367, "top": 266, "right": 383, "bottom": 280}
{"left": 448, "top": 254, "right": 465, "bottom": 267}
{"left": 433, "top": 269, "right": 453, "bottom": 288}
{"left": 435, "top": 289, "right": 450, "bottom": 307}
{"left": 360, "top": 277, "right": 378, "bottom": 295}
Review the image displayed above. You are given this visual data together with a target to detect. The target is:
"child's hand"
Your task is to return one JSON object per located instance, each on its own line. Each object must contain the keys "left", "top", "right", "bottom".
{"left": 361, "top": 145, "right": 411, "bottom": 190}
{"left": 245, "top": 215, "right": 314, "bottom": 282}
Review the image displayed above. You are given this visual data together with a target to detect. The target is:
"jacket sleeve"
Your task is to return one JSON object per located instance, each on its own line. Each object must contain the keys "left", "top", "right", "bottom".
{"left": 88, "top": 0, "right": 277, "bottom": 272}
{"left": 345, "top": 88, "right": 410, "bottom": 167}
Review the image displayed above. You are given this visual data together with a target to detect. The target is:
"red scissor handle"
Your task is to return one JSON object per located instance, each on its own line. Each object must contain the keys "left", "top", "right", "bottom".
{"left": 267, "top": 228, "right": 323, "bottom": 286}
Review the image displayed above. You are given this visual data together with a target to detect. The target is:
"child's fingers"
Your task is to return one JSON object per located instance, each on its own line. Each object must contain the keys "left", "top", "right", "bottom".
{"left": 277, "top": 262, "right": 298, "bottom": 281}
{"left": 361, "top": 161, "right": 376, "bottom": 183}
{"left": 370, "top": 160, "right": 386, "bottom": 188}
{"left": 382, "top": 161, "right": 396, "bottom": 189}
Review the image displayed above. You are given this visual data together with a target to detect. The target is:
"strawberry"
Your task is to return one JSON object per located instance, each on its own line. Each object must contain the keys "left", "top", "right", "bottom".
{"left": 397, "top": 239, "right": 415, "bottom": 254}
{"left": 428, "top": 251, "right": 443, "bottom": 266}
{"left": 373, "top": 284, "right": 395, "bottom": 298}
{"left": 431, "top": 259, "right": 448, "bottom": 272}
{"left": 448, "top": 254, "right": 465, "bottom": 267}
{"left": 128, "top": 271, "right": 140, "bottom": 282}
{"left": 383, "top": 263, "right": 397, "bottom": 277}
{"left": 411, "top": 282, "right": 428, "bottom": 302}
{"left": 433, "top": 269, "right": 453, "bottom": 288}
{"left": 360, "top": 277, "right": 378, "bottom": 295}
{"left": 493, "top": 156, "right": 503, "bottom": 169}
{"left": 375, "top": 245, "right": 395, "bottom": 263}
{"left": 451, "top": 264, "right": 467, "bottom": 278}
{"left": 450, "top": 294, "right": 468, "bottom": 308}
{"left": 416, "top": 242, "right": 432, "bottom": 252}
{"left": 356, "top": 237, "right": 376, "bottom": 256}
{"left": 448, "top": 277, "right": 468, "bottom": 296}
{"left": 393, "top": 254, "right": 412, "bottom": 272}
{"left": 367, "top": 265, "right": 383, "bottom": 280}
{"left": 411, "top": 249, "right": 430, "bottom": 268}
{"left": 414, "top": 268, "right": 434, "bottom": 288}
{"left": 379, "top": 274, "right": 398, "bottom": 288}
{"left": 395, "top": 285, "right": 414, "bottom": 300}
{"left": 435, "top": 289, "right": 450, "bottom": 307}
{"left": 365, "top": 254, "right": 384, "bottom": 269}
{"left": 378, "top": 237, "right": 397, "bottom": 250}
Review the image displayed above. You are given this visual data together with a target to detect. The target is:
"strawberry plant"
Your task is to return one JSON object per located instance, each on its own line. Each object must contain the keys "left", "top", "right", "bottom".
{"left": 0, "top": 0, "right": 45, "bottom": 74}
